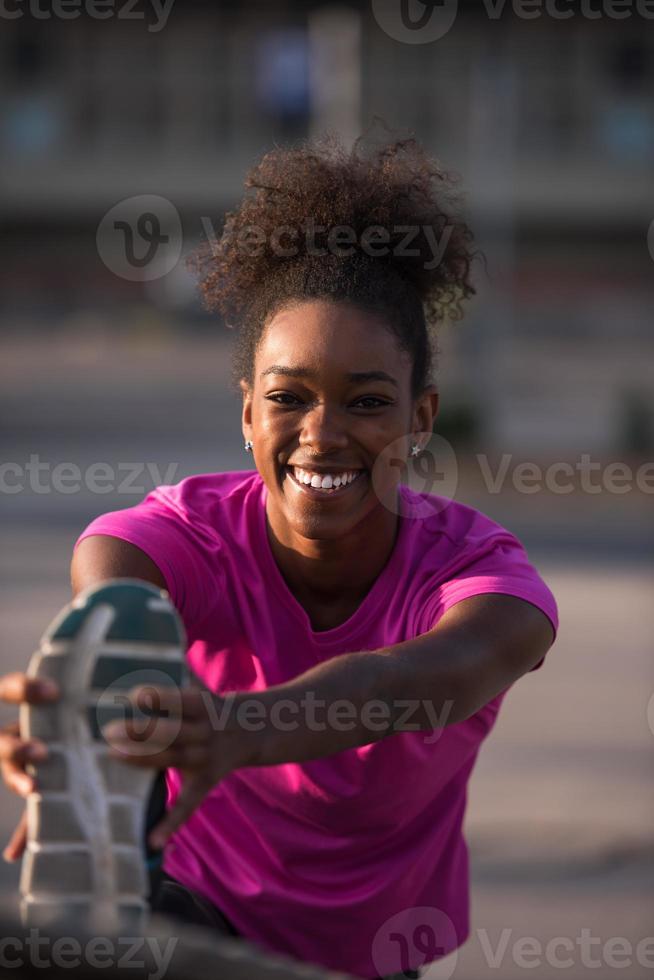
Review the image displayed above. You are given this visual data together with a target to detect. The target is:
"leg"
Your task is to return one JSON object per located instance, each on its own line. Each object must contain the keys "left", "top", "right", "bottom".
{"left": 151, "top": 870, "right": 241, "bottom": 937}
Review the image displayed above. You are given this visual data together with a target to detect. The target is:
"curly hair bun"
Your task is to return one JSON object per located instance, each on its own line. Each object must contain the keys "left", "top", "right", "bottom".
{"left": 189, "top": 131, "right": 477, "bottom": 396}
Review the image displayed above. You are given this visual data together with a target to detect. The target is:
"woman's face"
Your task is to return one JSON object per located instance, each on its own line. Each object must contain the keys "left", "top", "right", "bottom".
{"left": 240, "top": 299, "right": 438, "bottom": 541}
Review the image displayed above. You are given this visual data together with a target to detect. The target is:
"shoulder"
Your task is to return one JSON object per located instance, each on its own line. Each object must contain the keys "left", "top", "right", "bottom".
{"left": 74, "top": 470, "right": 264, "bottom": 631}
{"left": 399, "top": 484, "right": 523, "bottom": 560}
{"left": 75, "top": 467, "right": 264, "bottom": 574}
{"left": 399, "top": 486, "right": 559, "bottom": 647}
{"left": 148, "top": 469, "right": 263, "bottom": 524}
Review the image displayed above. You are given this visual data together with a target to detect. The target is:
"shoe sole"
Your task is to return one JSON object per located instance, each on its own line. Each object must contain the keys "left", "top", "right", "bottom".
{"left": 19, "top": 578, "right": 188, "bottom": 935}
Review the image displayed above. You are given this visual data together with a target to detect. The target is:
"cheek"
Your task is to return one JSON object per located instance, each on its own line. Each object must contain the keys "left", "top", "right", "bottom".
{"left": 254, "top": 404, "right": 281, "bottom": 435}
{"left": 367, "top": 412, "right": 413, "bottom": 456}
{"left": 255, "top": 407, "right": 295, "bottom": 453}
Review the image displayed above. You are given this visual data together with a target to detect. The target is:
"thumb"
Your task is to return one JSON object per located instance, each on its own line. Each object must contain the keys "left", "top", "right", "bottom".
{"left": 3, "top": 811, "right": 27, "bottom": 863}
{"left": 147, "top": 774, "right": 213, "bottom": 851}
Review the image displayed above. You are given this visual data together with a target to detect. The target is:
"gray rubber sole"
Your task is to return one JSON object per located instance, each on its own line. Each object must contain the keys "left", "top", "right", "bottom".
{"left": 19, "top": 578, "right": 188, "bottom": 935}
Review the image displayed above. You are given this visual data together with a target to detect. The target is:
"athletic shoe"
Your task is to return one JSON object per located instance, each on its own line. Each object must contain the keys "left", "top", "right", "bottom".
{"left": 19, "top": 578, "right": 188, "bottom": 934}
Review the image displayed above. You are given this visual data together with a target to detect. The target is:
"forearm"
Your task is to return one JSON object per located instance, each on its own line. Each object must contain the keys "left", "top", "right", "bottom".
{"left": 110, "top": 596, "right": 553, "bottom": 846}
{"left": 232, "top": 634, "right": 489, "bottom": 767}
{"left": 232, "top": 596, "right": 553, "bottom": 768}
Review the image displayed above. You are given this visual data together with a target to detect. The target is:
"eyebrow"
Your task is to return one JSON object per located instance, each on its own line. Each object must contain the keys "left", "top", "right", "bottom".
{"left": 260, "top": 365, "right": 399, "bottom": 387}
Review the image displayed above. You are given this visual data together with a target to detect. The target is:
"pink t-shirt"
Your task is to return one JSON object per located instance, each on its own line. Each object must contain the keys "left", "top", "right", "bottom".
{"left": 75, "top": 470, "right": 558, "bottom": 979}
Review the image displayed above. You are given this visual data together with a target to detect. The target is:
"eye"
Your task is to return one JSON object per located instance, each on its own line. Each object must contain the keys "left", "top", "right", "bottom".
{"left": 353, "top": 397, "right": 392, "bottom": 409}
{"left": 265, "top": 393, "right": 300, "bottom": 406}
{"left": 265, "top": 393, "right": 393, "bottom": 409}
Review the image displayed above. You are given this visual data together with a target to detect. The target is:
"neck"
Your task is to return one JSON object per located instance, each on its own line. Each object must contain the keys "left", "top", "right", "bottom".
{"left": 264, "top": 498, "right": 402, "bottom": 606}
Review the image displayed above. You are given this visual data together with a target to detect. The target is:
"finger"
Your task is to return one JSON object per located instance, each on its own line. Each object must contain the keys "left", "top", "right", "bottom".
{"left": 127, "top": 685, "right": 211, "bottom": 721}
{"left": 148, "top": 775, "right": 214, "bottom": 851}
{"left": 0, "top": 732, "right": 48, "bottom": 797}
{"left": 0, "top": 761, "right": 33, "bottom": 797}
{"left": 0, "top": 722, "right": 49, "bottom": 761}
{"left": 106, "top": 740, "right": 211, "bottom": 771}
{"left": 103, "top": 717, "right": 209, "bottom": 747}
{"left": 0, "top": 673, "right": 59, "bottom": 705}
{"left": 3, "top": 812, "right": 27, "bottom": 863}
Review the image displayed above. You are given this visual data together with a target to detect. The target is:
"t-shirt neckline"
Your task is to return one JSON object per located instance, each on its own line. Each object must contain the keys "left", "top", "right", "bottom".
{"left": 256, "top": 477, "right": 408, "bottom": 645}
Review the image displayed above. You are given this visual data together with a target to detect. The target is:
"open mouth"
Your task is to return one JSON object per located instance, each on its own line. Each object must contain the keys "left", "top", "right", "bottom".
{"left": 284, "top": 465, "right": 366, "bottom": 499}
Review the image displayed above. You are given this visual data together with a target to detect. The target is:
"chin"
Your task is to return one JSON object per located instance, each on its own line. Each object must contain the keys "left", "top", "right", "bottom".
{"left": 287, "top": 510, "right": 355, "bottom": 541}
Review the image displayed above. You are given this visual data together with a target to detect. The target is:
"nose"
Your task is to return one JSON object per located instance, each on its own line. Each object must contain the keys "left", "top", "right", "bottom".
{"left": 298, "top": 402, "right": 349, "bottom": 456}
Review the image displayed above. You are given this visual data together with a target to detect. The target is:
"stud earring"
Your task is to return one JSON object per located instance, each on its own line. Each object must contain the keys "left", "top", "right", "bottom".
{"left": 410, "top": 443, "right": 420, "bottom": 457}
{"left": 244, "top": 440, "right": 253, "bottom": 452}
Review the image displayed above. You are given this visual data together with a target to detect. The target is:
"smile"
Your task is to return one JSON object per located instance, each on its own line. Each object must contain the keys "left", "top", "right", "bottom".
{"left": 284, "top": 466, "right": 366, "bottom": 498}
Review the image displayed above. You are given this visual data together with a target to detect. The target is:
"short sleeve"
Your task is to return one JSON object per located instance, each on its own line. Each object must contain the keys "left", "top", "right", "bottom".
{"left": 418, "top": 533, "right": 558, "bottom": 672}
{"left": 73, "top": 487, "right": 225, "bottom": 634}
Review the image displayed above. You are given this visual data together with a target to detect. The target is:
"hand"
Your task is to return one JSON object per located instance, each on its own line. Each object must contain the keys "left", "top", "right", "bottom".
{"left": 102, "top": 684, "right": 258, "bottom": 851}
{"left": 0, "top": 673, "right": 60, "bottom": 862}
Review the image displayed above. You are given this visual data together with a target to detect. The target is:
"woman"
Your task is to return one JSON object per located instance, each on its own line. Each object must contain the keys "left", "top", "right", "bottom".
{"left": 1, "top": 135, "right": 558, "bottom": 980}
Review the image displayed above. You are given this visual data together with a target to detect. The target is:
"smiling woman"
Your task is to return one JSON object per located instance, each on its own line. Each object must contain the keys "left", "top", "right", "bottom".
{"left": 239, "top": 299, "right": 440, "bottom": 614}
{"left": 0, "top": 134, "right": 558, "bottom": 980}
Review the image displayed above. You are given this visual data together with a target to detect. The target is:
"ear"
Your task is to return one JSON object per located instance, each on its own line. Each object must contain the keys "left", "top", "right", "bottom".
{"left": 412, "top": 386, "right": 439, "bottom": 443}
{"left": 239, "top": 378, "right": 253, "bottom": 445}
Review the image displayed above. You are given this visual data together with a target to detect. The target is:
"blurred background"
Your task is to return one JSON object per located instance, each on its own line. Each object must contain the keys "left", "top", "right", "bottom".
{"left": 1, "top": 2, "right": 653, "bottom": 977}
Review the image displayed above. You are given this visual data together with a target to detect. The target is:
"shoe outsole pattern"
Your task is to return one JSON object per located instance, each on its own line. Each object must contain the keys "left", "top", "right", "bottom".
{"left": 19, "top": 578, "right": 188, "bottom": 935}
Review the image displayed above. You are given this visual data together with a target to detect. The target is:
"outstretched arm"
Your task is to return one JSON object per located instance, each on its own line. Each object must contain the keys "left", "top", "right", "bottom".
{"left": 240, "top": 592, "right": 555, "bottom": 763}
{"left": 107, "top": 593, "right": 555, "bottom": 847}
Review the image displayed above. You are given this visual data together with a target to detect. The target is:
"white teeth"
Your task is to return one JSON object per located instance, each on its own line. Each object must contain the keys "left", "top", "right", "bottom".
{"left": 292, "top": 467, "right": 361, "bottom": 490}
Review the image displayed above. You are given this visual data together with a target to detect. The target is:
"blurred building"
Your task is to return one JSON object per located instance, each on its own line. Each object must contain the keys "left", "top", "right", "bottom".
{"left": 1, "top": 1, "right": 652, "bottom": 454}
